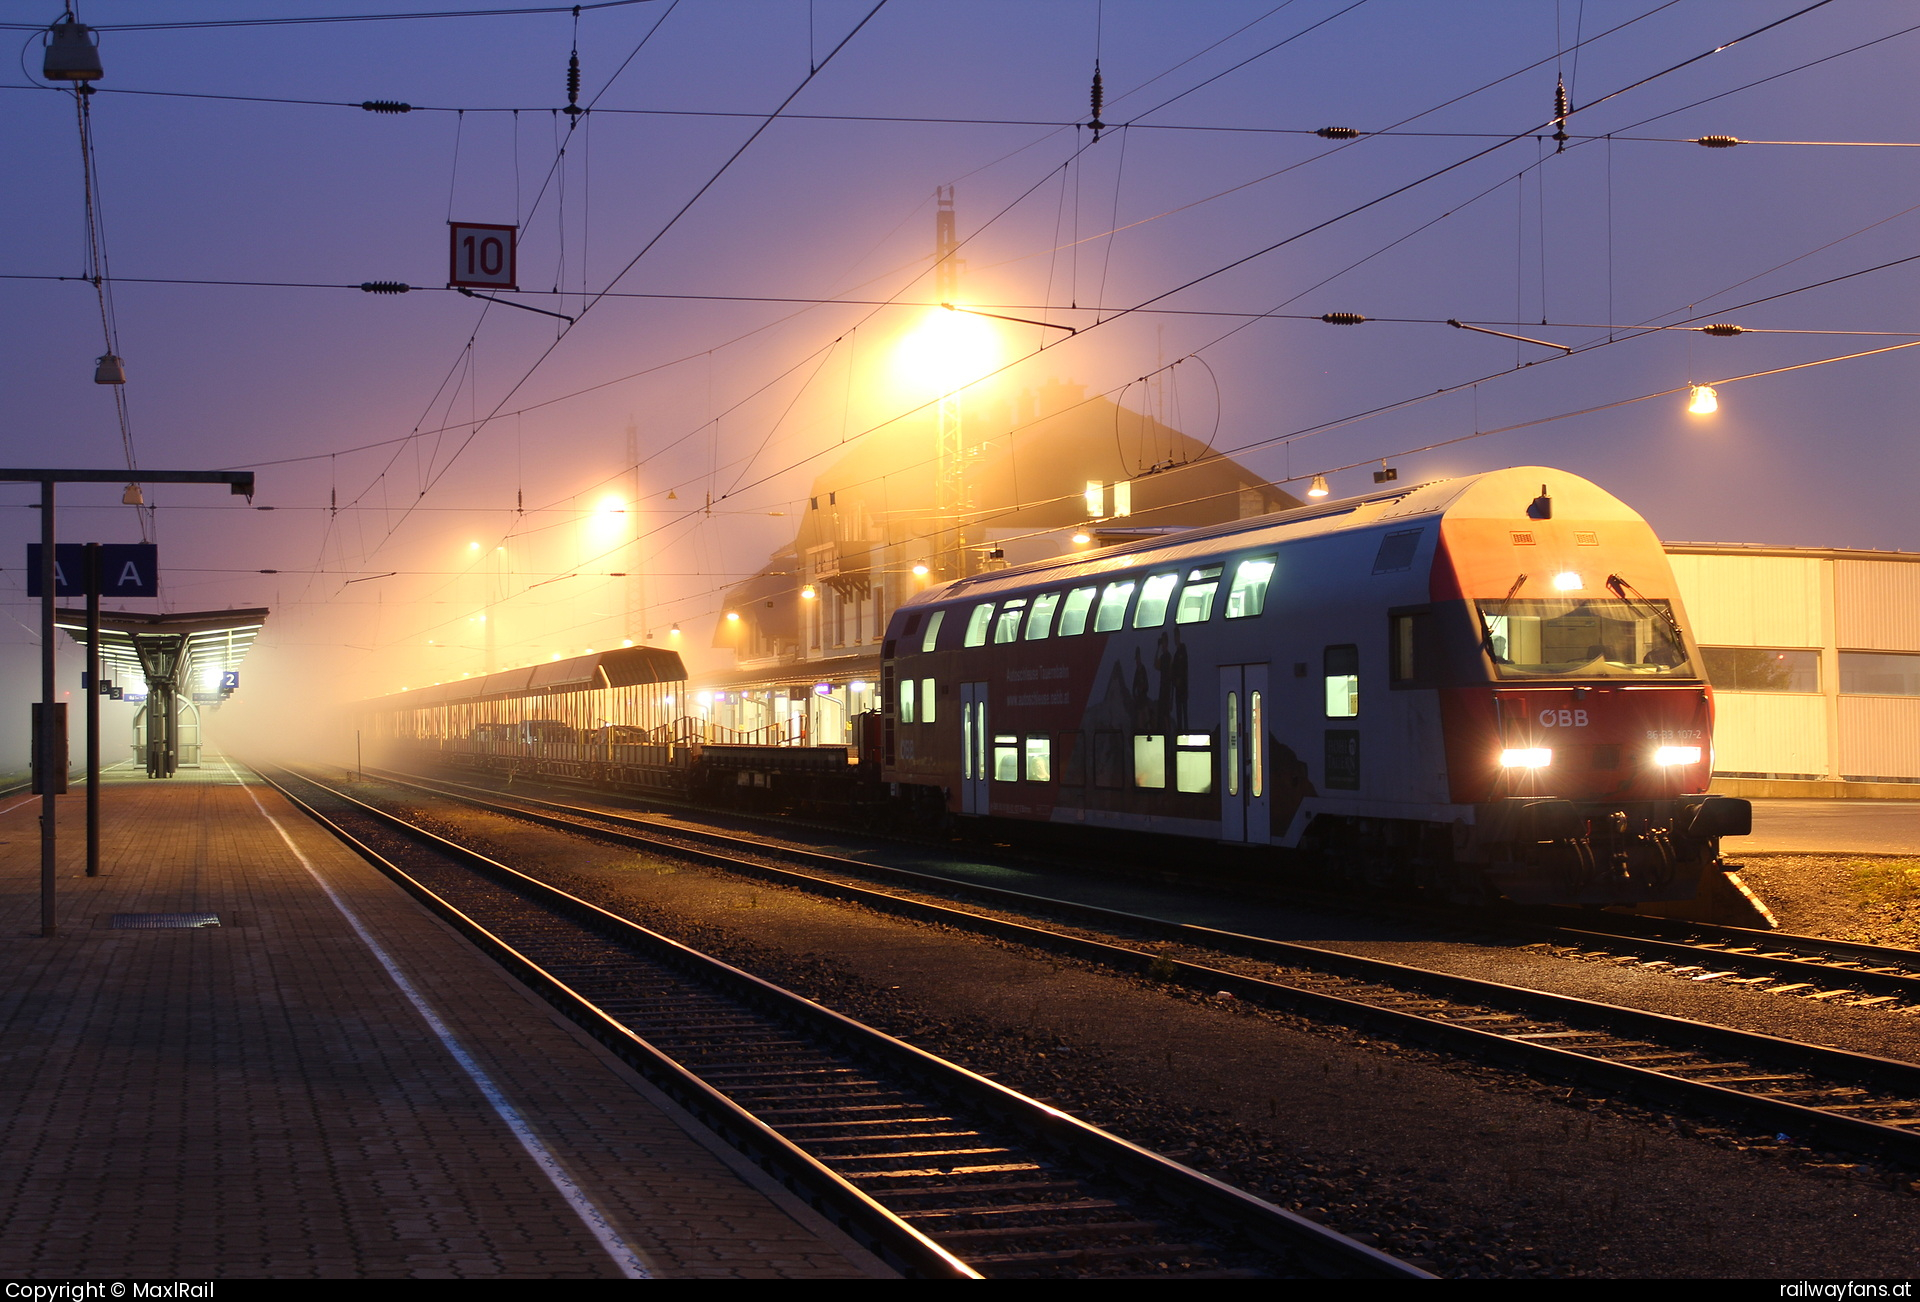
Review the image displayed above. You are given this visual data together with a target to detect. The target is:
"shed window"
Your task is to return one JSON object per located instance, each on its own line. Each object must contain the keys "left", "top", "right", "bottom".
{"left": 1094, "top": 581, "right": 1136, "bottom": 633}
{"left": 1841, "top": 651, "right": 1920, "bottom": 696}
{"left": 1701, "top": 647, "right": 1819, "bottom": 693}
{"left": 993, "top": 599, "right": 1028, "bottom": 644}
{"left": 1133, "top": 573, "right": 1179, "bottom": 628}
{"left": 963, "top": 603, "right": 994, "bottom": 647}
{"left": 1058, "top": 586, "right": 1097, "bottom": 636}
{"left": 1225, "top": 557, "right": 1276, "bottom": 619}
{"left": 920, "top": 609, "right": 945, "bottom": 653}
{"left": 1175, "top": 565, "right": 1223, "bottom": 624}
{"left": 1025, "top": 592, "right": 1060, "bottom": 640}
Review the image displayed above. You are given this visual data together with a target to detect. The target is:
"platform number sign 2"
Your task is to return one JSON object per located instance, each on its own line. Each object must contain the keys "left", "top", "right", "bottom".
{"left": 448, "top": 222, "right": 517, "bottom": 290}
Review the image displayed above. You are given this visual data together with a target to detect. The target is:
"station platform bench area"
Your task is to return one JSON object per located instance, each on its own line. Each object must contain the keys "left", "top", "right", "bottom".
{"left": 0, "top": 758, "right": 892, "bottom": 1280}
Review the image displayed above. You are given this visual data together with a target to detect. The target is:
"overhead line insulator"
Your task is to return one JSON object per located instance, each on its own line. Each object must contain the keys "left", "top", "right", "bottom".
{"left": 1698, "top": 323, "right": 1745, "bottom": 336}
{"left": 1695, "top": 135, "right": 1741, "bottom": 148}
{"left": 1320, "top": 312, "right": 1367, "bottom": 325}
{"left": 361, "top": 100, "right": 412, "bottom": 114}
{"left": 360, "top": 282, "right": 410, "bottom": 294}
{"left": 1316, "top": 126, "right": 1361, "bottom": 140}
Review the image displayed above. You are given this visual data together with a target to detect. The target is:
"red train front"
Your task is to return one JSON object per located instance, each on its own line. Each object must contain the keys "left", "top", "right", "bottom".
{"left": 878, "top": 466, "right": 1757, "bottom": 920}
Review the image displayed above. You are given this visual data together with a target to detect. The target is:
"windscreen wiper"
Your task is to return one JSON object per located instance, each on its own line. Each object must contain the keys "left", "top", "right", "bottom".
{"left": 1482, "top": 573, "right": 1527, "bottom": 659}
{"left": 1605, "top": 573, "right": 1686, "bottom": 646}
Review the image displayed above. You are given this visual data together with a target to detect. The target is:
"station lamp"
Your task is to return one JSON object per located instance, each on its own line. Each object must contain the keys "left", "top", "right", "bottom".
{"left": 1307, "top": 475, "right": 1330, "bottom": 498}
{"left": 1687, "top": 384, "right": 1718, "bottom": 415}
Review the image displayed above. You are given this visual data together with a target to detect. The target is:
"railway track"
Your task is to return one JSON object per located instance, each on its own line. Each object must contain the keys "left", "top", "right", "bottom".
{"left": 257, "top": 763, "right": 1423, "bottom": 1281}
{"left": 349, "top": 764, "right": 1920, "bottom": 1168}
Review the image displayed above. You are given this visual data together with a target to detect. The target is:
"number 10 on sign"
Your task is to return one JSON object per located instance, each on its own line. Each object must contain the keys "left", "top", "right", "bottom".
{"left": 448, "top": 221, "right": 517, "bottom": 289}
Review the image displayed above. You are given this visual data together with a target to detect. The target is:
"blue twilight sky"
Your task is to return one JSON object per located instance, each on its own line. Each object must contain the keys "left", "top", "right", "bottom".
{"left": 2, "top": 0, "right": 1918, "bottom": 716}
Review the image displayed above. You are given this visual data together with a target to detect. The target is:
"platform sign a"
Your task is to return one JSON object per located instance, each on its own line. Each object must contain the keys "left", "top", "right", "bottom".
{"left": 448, "top": 221, "right": 517, "bottom": 290}
{"left": 26, "top": 542, "right": 158, "bottom": 597}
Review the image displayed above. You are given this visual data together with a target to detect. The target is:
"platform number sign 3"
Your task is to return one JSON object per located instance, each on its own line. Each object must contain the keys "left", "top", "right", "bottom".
{"left": 448, "top": 222, "right": 517, "bottom": 290}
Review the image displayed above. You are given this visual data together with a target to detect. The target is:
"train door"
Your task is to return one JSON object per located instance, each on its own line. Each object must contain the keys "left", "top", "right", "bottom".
{"left": 960, "top": 681, "right": 989, "bottom": 814}
{"left": 1219, "top": 664, "right": 1271, "bottom": 841}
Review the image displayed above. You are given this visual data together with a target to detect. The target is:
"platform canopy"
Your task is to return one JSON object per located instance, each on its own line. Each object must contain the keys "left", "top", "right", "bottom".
{"left": 56, "top": 607, "right": 269, "bottom": 703}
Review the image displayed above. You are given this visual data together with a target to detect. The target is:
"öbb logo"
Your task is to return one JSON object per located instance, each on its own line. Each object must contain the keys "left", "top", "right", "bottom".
{"left": 1539, "top": 708, "right": 1589, "bottom": 727}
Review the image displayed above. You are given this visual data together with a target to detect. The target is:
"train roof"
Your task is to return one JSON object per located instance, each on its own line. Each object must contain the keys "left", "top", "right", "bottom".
{"left": 369, "top": 644, "right": 685, "bottom": 709}
{"left": 905, "top": 465, "right": 1637, "bottom": 607}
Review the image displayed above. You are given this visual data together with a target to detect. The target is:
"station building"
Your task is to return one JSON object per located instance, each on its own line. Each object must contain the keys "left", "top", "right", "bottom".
{"left": 1669, "top": 543, "right": 1920, "bottom": 797}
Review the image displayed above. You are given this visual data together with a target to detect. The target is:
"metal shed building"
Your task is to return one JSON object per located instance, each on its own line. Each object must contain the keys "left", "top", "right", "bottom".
{"left": 1667, "top": 543, "right": 1920, "bottom": 797}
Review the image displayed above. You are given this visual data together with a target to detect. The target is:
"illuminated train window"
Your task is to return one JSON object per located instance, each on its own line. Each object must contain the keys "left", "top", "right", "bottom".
{"left": 993, "top": 734, "right": 1020, "bottom": 781}
{"left": 1134, "top": 573, "right": 1179, "bottom": 628}
{"left": 993, "top": 599, "right": 1028, "bottom": 644}
{"left": 1226, "top": 557, "right": 1277, "bottom": 619}
{"left": 1133, "top": 734, "right": 1167, "bottom": 788}
{"left": 920, "top": 677, "right": 937, "bottom": 722}
{"left": 1057, "top": 586, "right": 1097, "bottom": 636}
{"left": 920, "top": 609, "right": 945, "bottom": 653}
{"left": 1176, "top": 566, "right": 1224, "bottom": 624}
{"left": 1094, "top": 581, "right": 1137, "bottom": 633}
{"left": 1024, "top": 735, "right": 1051, "bottom": 781}
{"left": 1324, "top": 644, "right": 1359, "bottom": 718}
{"left": 899, "top": 677, "right": 916, "bottom": 724}
{"left": 1025, "top": 592, "right": 1060, "bottom": 640}
{"left": 1174, "top": 734, "right": 1214, "bottom": 793}
{"left": 964, "top": 603, "right": 994, "bottom": 647}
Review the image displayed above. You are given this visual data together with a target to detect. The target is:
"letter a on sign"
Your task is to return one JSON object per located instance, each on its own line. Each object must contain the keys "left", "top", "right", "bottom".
{"left": 448, "top": 222, "right": 518, "bottom": 290}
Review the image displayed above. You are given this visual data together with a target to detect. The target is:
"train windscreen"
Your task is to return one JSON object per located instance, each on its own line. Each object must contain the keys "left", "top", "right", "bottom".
{"left": 1478, "top": 598, "right": 1693, "bottom": 679}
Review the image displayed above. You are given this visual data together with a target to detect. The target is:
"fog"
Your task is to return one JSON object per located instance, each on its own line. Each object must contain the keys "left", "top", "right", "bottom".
{"left": 4, "top": 1, "right": 1917, "bottom": 765}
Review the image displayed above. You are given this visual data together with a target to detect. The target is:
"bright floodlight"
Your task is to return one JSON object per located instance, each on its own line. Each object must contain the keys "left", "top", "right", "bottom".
{"left": 1500, "top": 748, "right": 1552, "bottom": 768}
{"left": 1687, "top": 384, "right": 1718, "bottom": 415}
{"left": 895, "top": 306, "right": 1000, "bottom": 392}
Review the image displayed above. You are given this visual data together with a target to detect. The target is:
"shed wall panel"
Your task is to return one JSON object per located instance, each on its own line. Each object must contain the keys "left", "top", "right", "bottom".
{"left": 1835, "top": 560, "right": 1920, "bottom": 652}
{"left": 1838, "top": 696, "right": 1920, "bottom": 780}
{"left": 1669, "top": 555, "right": 1824, "bottom": 647}
{"left": 1710, "top": 693, "right": 1828, "bottom": 777}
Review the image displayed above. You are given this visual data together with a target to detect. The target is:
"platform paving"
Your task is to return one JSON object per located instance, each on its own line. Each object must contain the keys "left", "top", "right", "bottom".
{"left": 0, "top": 757, "right": 893, "bottom": 1279}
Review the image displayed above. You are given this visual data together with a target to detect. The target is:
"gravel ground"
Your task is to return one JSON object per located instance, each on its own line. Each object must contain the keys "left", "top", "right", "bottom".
{"left": 1737, "top": 854, "right": 1920, "bottom": 950}
{"left": 359, "top": 780, "right": 1920, "bottom": 1280}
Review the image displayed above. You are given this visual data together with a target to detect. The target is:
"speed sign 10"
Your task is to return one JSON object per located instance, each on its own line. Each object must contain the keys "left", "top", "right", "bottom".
{"left": 448, "top": 221, "right": 517, "bottom": 290}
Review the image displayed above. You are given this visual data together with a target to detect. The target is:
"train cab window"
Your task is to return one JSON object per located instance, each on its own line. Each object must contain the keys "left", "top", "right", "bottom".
{"left": 920, "top": 677, "right": 937, "bottom": 722}
{"left": 1024, "top": 592, "right": 1060, "bottom": 640}
{"left": 1133, "top": 735, "right": 1167, "bottom": 788}
{"left": 993, "top": 599, "right": 1029, "bottom": 644}
{"left": 899, "top": 677, "right": 916, "bottom": 724}
{"left": 1133, "top": 573, "right": 1179, "bottom": 628}
{"left": 1324, "top": 644, "right": 1360, "bottom": 718}
{"left": 1174, "top": 734, "right": 1214, "bottom": 793}
{"left": 1175, "top": 565, "right": 1224, "bottom": 624}
{"left": 921, "top": 609, "right": 946, "bottom": 653}
{"left": 1058, "top": 586, "right": 1098, "bottom": 636}
{"left": 964, "top": 603, "right": 995, "bottom": 647}
{"left": 1024, "top": 735, "right": 1052, "bottom": 782}
{"left": 992, "top": 734, "right": 1021, "bottom": 781}
{"left": 1225, "top": 556, "right": 1277, "bottom": 619}
{"left": 1093, "top": 580, "right": 1137, "bottom": 633}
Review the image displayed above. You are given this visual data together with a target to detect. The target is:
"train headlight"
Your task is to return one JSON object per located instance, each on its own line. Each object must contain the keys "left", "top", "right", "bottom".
{"left": 1500, "top": 748, "right": 1552, "bottom": 768}
{"left": 1654, "top": 746, "right": 1702, "bottom": 766}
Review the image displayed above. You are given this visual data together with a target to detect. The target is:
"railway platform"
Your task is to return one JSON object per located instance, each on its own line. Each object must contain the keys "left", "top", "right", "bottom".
{"left": 0, "top": 757, "right": 893, "bottom": 1280}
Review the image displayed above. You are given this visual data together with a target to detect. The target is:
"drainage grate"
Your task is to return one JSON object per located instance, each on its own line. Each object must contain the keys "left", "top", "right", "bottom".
{"left": 110, "top": 913, "right": 221, "bottom": 930}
